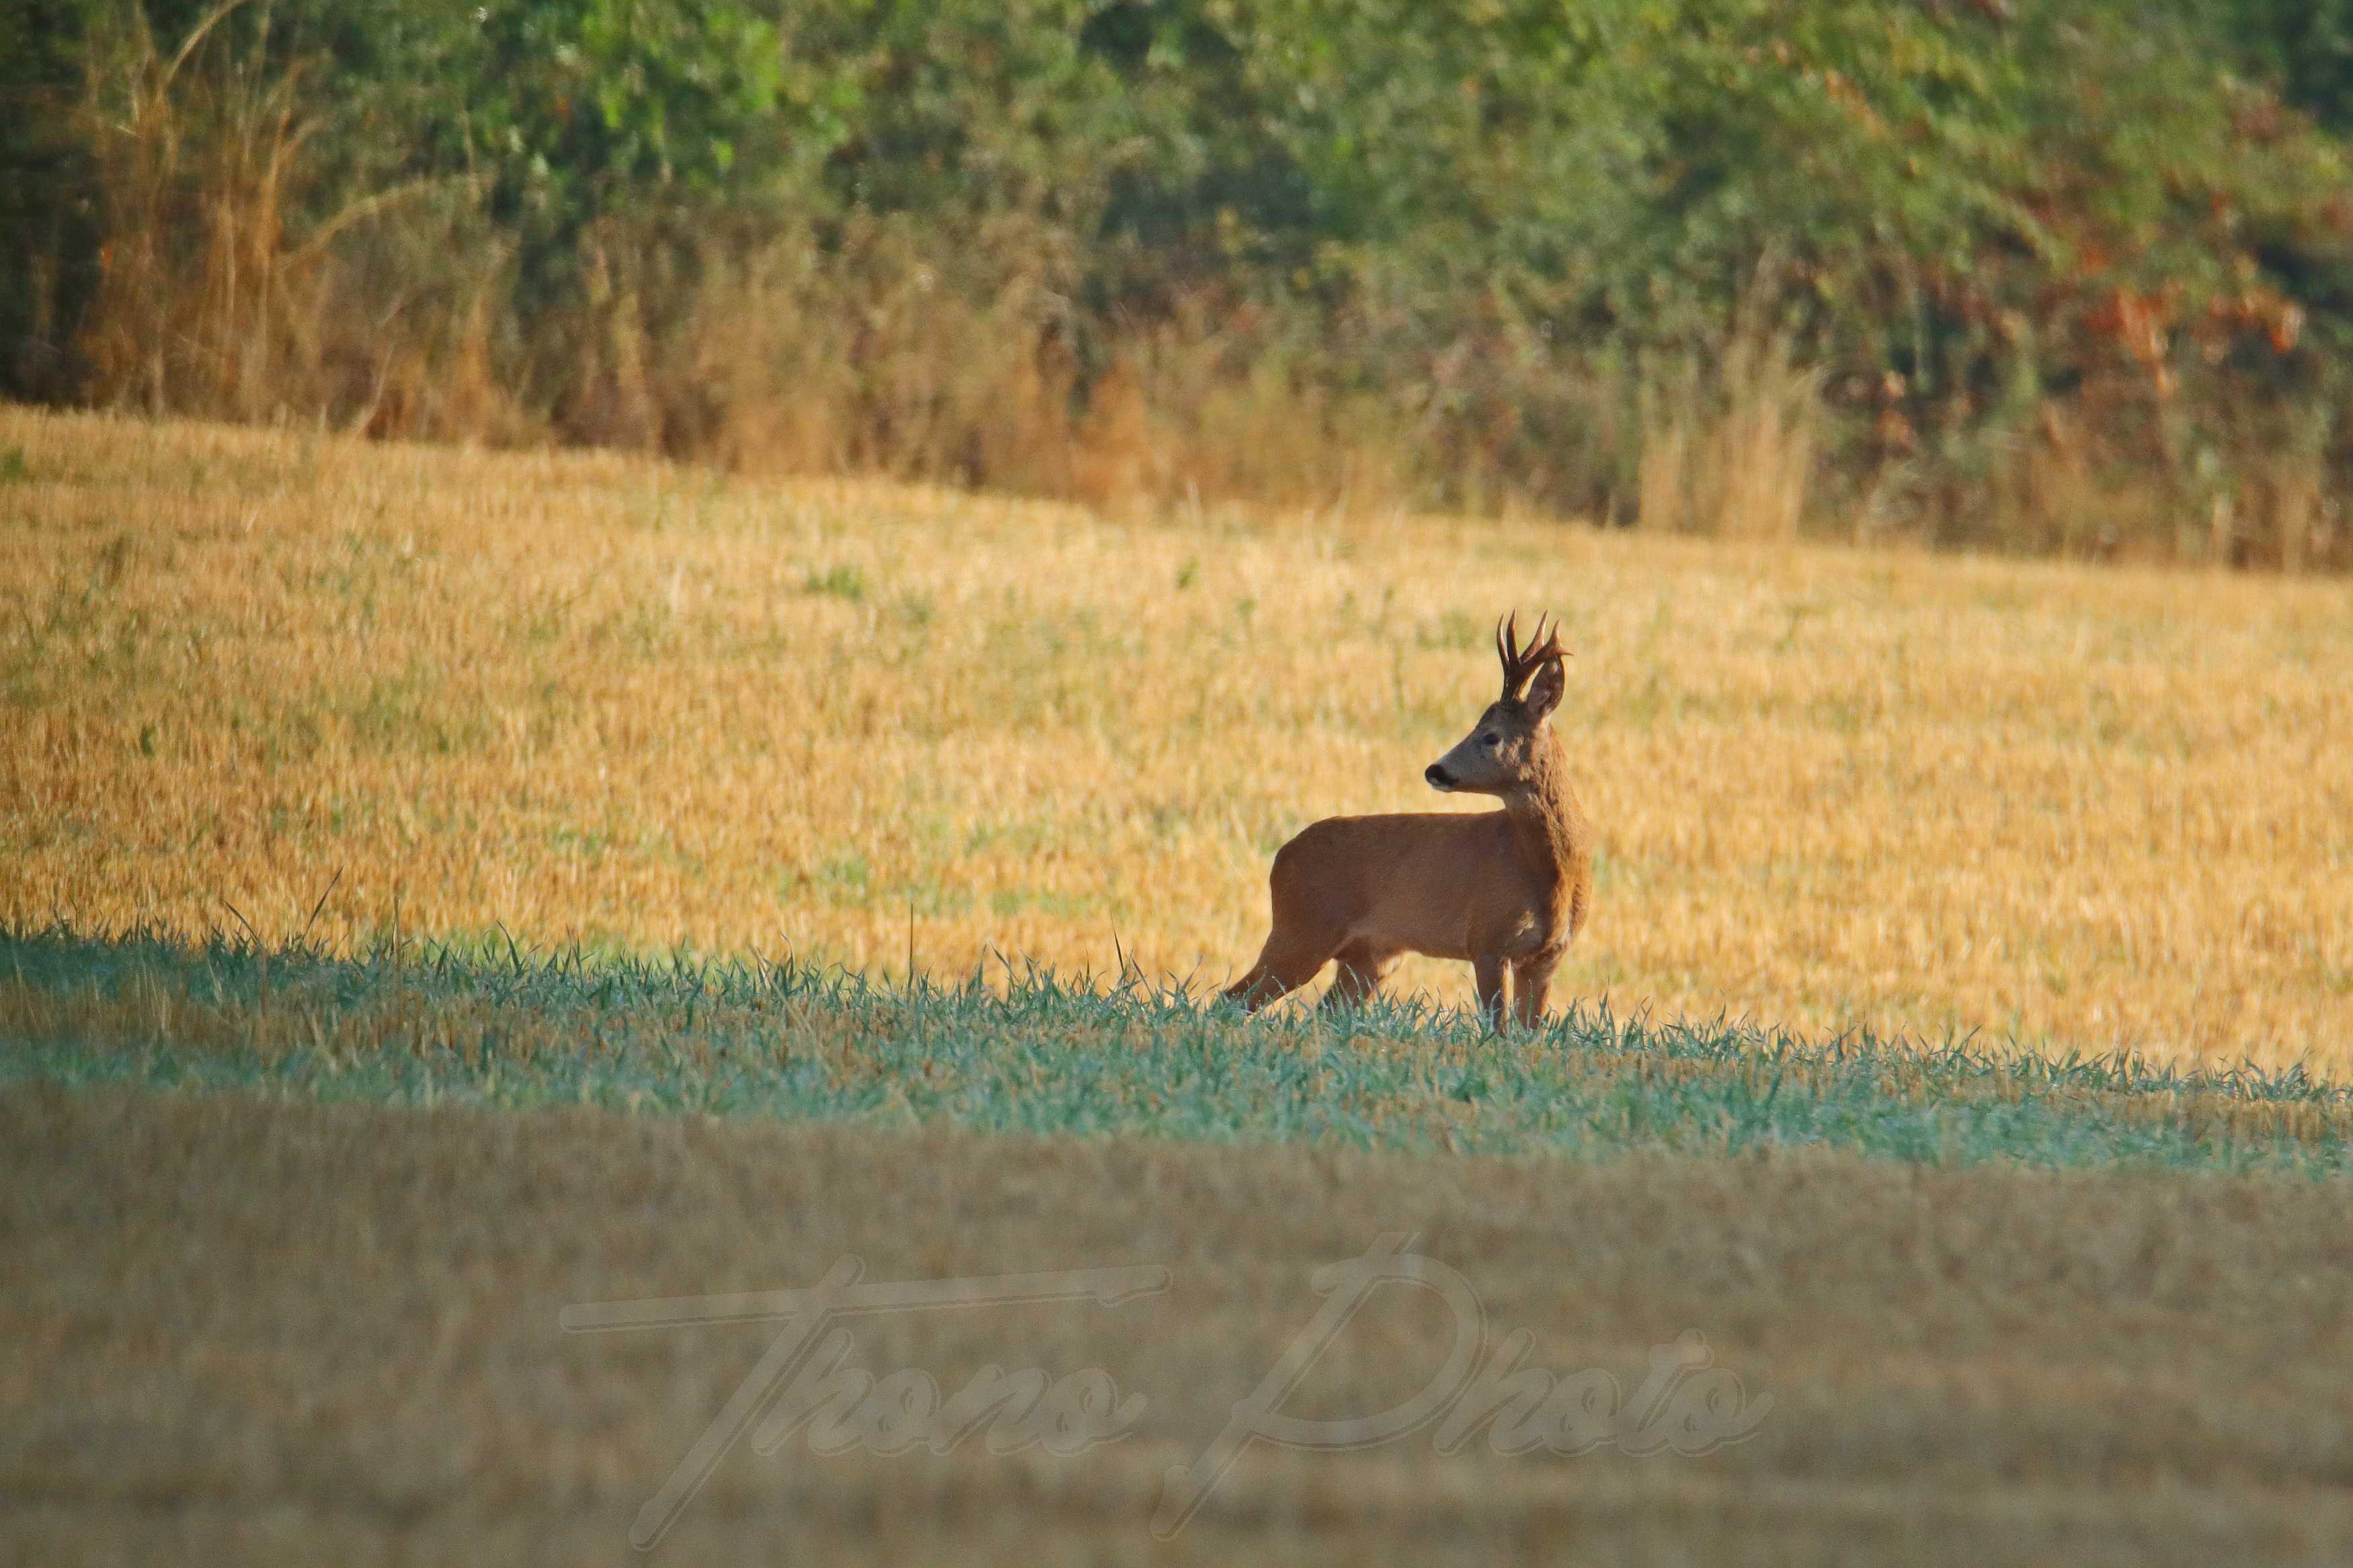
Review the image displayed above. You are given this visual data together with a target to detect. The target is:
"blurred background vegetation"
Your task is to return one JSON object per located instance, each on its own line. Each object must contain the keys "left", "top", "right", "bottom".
{"left": 7, "top": 0, "right": 2353, "bottom": 564}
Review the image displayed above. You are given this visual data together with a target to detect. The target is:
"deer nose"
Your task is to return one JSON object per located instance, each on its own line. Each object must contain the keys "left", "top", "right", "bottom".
{"left": 1425, "top": 764, "right": 1454, "bottom": 790}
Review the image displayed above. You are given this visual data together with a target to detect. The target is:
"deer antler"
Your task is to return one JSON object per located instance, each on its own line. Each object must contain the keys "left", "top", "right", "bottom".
{"left": 1495, "top": 610, "right": 1569, "bottom": 700}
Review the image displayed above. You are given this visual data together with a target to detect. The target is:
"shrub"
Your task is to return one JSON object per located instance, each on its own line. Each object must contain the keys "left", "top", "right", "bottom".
{"left": 5, "top": 0, "right": 2352, "bottom": 565}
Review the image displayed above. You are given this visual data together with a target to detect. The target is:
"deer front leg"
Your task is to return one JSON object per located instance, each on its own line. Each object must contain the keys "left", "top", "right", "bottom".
{"left": 1511, "top": 955, "right": 1558, "bottom": 1031}
{"left": 1472, "top": 956, "right": 1507, "bottom": 1033}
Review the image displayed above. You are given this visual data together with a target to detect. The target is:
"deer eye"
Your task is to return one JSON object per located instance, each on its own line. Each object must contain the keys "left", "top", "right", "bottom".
{"left": 1479, "top": 732, "right": 1499, "bottom": 747}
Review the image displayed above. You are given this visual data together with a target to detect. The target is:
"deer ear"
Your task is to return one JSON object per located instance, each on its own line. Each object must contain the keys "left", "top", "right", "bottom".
{"left": 1524, "top": 656, "right": 1565, "bottom": 723}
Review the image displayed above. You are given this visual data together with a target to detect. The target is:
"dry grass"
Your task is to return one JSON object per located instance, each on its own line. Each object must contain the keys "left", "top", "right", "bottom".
{"left": 8, "top": 1083, "right": 2353, "bottom": 1564}
{"left": 5, "top": 407, "right": 2351, "bottom": 1071}
{"left": 1637, "top": 323, "right": 1822, "bottom": 544}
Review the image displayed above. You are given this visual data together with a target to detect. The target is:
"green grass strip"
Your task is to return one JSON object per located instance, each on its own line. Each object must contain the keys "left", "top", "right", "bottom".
{"left": 4, "top": 924, "right": 2348, "bottom": 1175}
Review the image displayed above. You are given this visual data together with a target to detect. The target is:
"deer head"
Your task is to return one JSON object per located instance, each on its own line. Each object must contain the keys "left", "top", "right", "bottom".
{"left": 1423, "top": 611, "right": 1569, "bottom": 796}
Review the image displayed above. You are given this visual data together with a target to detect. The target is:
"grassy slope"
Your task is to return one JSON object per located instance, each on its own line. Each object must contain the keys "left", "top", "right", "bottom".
{"left": 9, "top": 1083, "right": 2353, "bottom": 1565}
{"left": 7, "top": 408, "right": 2353, "bottom": 1071}
{"left": 9, "top": 400, "right": 2352, "bottom": 1560}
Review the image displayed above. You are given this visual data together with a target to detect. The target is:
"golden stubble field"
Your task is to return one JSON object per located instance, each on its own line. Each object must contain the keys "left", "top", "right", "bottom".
{"left": 13, "top": 1086, "right": 2353, "bottom": 1565}
{"left": 5, "top": 407, "right": 2350, "bottom": 1070}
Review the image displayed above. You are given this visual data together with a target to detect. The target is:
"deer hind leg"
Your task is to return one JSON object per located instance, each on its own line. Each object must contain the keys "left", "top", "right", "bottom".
{"left": 1225, "top": 924, "right": 1341, "bottom": 1011}
{"left": 1225, "top": 888, "right": 1349, "bottom": 1012}
{"left": 1320, "top": 941, "right": 1403, "bottom": 1015}
{"left": 1226, "top": 838, "right": 1354, "bottom": 1013}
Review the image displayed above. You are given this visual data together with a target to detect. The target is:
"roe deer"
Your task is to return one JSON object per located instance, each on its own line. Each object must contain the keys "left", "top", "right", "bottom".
{"left": 1225, "top": 612, "right": 1594, "bottom": 1030}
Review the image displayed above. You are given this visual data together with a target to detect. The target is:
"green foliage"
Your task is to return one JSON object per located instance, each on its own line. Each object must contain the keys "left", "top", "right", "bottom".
{"left": 0, "top": 0, "right": 102, "bottom": 398}
{"left": 8, "top": 1, "right": 2353, "bottom": 547}
{"left": 799, "top": 561, "right": 866, "bottom": 599}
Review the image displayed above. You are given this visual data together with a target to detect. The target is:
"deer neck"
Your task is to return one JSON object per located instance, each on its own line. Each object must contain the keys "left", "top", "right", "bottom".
{"left": 1501, "top": 735, "right": 1585, "bottom": 884}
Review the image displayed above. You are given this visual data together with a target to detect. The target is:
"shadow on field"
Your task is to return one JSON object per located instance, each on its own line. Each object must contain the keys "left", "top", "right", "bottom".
{"left": 5, "top": 925, "right": 2352, "bottom": 1175}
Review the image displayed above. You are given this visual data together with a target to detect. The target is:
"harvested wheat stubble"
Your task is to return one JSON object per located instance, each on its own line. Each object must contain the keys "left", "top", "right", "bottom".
{"left": 5, "top": 1085, "right": 2352, "bottom": 1565}
{"left": 4, "top": 407, "right": 2352, "bottom": 1069}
